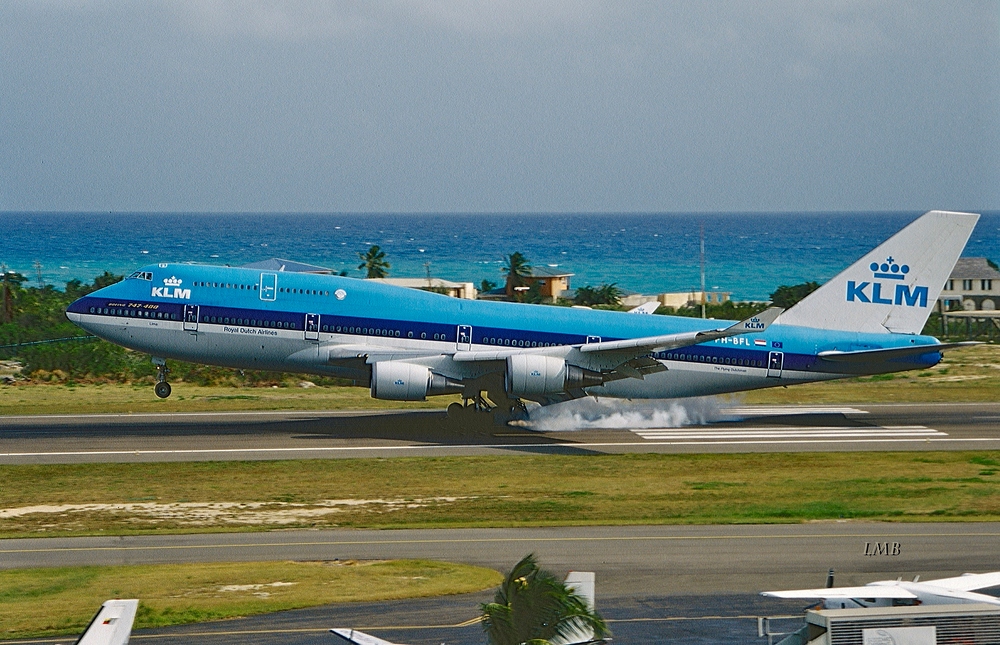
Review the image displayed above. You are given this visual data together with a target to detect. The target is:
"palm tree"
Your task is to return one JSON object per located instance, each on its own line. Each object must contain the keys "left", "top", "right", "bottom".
{"left": 1, "top": 267, "right": 26, "bottom": 324}
{"left": 574, "top": 283, "right": 621, "bottom": 307}
{"left": 503, "top": 252, "right": 532, "bottom": 298}
{"left": 358, "top": 245, "right": 390, "bottom": 279}
{"left": 481, "top": 554, "right": 609, "bottom": 645}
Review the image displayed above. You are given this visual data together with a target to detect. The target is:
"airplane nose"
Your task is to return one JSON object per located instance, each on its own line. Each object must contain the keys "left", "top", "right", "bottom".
{"left": 65, "top": 294, "right": 98, "bottom": 332}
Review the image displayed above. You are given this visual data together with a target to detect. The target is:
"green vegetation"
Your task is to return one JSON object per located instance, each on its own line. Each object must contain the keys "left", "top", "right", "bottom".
{"left": 0, "top": 382, "right": 458, "bottom": 415}
{"left": 502, "top": 252, "right": 532, "bottom": 300}
{"left": 481, "top": 554, "right": 609, "bottom": 645}
{"left": 574, "top": 283, "right": 622, "bottom": 308}
{"left": 2, "top": 452, "right": 999, "bottom": 538}
{"left": 0, "top": 560, "right": 501, "bottom": 639}
{"left": 768, "top": 281, "right": 821, "bottom": 308}
{"left": 358, "top": 244, "right": 390, "bottom": 278}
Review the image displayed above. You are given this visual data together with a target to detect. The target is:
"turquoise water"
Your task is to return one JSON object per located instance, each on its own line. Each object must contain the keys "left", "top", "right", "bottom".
{"left": 4, "top": 211, "right": 998, "bottom": 301}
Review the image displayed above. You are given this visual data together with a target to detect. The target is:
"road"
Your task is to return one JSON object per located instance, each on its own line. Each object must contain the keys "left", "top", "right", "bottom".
{"left": 2, "top": 523, "right": 999, "bottom": 644}
{"left": 2, "top": 403, "right": 998, "bottom": 643}
{"left": 1, "top": 403, "right": 999, "bottom": 463}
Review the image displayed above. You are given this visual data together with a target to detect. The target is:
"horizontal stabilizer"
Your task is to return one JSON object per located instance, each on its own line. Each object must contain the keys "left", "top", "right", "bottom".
{"left": 817, "top": 341, "right": 980, "bottom": 363}
{"left": 77, "top": 599, "right": 139, "bottom": 645}
{"left": 762, "top": 586, "right": 917, "bottom": 600}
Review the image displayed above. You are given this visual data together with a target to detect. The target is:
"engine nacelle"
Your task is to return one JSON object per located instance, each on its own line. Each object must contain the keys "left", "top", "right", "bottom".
{"left": 505, "top": 355, "right": 603, "bottom": 397}
{"left": 370, "top": 361, "right": 462, "bottom": 401}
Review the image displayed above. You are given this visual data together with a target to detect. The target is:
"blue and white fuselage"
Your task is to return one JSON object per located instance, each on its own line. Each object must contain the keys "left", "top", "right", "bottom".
{"left": 65, "top": 211, "right": 980, "bottom": 417}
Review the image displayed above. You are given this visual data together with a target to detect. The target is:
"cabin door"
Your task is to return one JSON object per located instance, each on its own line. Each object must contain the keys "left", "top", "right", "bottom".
{"left": 767, "top": 351, "right": 784, "bottom": 378}
{"left": 456, "top": 325, "right": 473, "bottom": 351}
{"left": 259, "top": 273, "right": 277, "bottom": 301}
{"left": 304, "top": 313, "right": 320, "bottom": 341}
{"left": 183, "top": 305, "right": 199, "bottom": 332}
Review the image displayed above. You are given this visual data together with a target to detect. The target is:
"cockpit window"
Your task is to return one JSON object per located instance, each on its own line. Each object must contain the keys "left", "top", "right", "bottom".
{"left": 127, "top": 271, "right": 153, "bottom": 281}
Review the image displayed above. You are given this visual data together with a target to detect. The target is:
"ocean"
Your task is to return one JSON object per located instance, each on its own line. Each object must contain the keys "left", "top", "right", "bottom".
{"left": 3, "top": 211, "right": 998, "bottom": 302}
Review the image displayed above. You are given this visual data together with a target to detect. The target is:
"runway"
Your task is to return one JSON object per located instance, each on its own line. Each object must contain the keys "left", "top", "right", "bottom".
{"left": 3, "top": 523, "right": 999, "bottom": 644}
{"left": 1, "top": 402, "right": 999, "bottom": 463}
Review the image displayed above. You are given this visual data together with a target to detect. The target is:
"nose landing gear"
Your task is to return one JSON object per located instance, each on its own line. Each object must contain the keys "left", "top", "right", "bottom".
{"left": 152, "top": 357, "right": 171, "bottom": 399}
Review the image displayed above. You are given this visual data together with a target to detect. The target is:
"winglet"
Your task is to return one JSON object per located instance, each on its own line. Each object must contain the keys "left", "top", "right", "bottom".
{"left": 76, "top": 599, "right": 138, "bottom": 645}
{"left": 690, "top": 306, "right": 783, "bottom": 344}
{"left": 714, "top": 307, "right": 783, "bottom": 337}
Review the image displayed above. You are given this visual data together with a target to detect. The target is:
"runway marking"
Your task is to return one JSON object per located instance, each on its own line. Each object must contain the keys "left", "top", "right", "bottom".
{"left": 7, "top": 434, "right": 1000, "bottom": 461}
{"left": 631, "top": 425, "right": 946, "bottom": 440}
{"left": 724, "top": 406, "right": 869, "bottom": 416}
{"left": 3, "top": 531, "right": 999, "bottom": 555}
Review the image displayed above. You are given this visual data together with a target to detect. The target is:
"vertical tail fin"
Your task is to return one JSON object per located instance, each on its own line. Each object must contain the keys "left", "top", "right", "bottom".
{"left": 551, "top": 571, "right": 597, "bottom": 645}
{"left": 778, "top": 211, "right": 979, "bottom": 334}
{"left": 76, "top": 599, "right": 138, "bottom": 645}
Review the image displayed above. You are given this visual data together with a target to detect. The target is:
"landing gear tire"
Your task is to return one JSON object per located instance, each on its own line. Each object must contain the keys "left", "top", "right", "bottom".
{"left": 153, "top": 358, "right": 171, "bottom": 399}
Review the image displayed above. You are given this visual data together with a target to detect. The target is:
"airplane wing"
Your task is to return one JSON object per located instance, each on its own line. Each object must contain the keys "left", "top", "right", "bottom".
{"left": 920, "top": 571, "right": 1000, "bottom": 592}
{"left": 579, "top": 307, "right": 783, "bottom": 355}
{"left": 330, "top": 628, "right": 401, "bottom": 645}
{"left": 77, "top": 599, "right": 139, "bottom": 645}
{"left": 817, "top": 341, "right": 980, "bottom": 363}
{"left": 627, "top": 302, "right": 660, "bottom": 315}
{"left": 454, "top": 308, "right": 783, "bottom": 364}
{"left": 761, "top": 586, "right": 917, "bottom": 600}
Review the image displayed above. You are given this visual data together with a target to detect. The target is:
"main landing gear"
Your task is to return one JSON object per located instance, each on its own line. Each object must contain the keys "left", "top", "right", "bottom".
{"left": 152, "top": 357, "right": 171, "bottom": 399}
{"left": 447, "top": 391, "right": 529, "bottom": 427}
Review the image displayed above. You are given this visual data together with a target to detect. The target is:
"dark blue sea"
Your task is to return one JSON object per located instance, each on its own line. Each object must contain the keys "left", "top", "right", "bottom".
{"left": 2, "top": 212, "right": 998, "bottom": 301}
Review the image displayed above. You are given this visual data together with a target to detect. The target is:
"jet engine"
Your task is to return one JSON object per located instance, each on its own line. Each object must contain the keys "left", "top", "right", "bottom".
{"left": 370, "top": 361, "right": 463, "bottom": 401}
{"left": 505, "top": 355, "right": 603, "bottom": 397}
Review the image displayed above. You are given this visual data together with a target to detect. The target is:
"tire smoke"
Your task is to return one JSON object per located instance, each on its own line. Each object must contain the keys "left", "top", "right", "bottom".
{"left": 520, "top": 396, "right": 729, "bottom": 431}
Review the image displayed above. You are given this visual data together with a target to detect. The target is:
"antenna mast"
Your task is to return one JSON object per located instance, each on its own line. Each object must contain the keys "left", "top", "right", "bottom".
{"left": 700, "top": 223, "right": 706, "bottom": 319}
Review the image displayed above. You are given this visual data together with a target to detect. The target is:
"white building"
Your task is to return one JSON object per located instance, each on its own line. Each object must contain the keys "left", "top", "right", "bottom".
{"left": 939, "top": 257, "right": 1000, "bottom": 311}
{"left": 370, "top": 278, "right": 477, "bottom": 300}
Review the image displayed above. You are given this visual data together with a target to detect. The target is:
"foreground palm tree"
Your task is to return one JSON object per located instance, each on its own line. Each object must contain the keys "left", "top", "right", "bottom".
{"left": 358, "top": 245, "right": 390, "bottom": 279}
{"left": 481, "top": 554, "right": 609, "bottom": 645}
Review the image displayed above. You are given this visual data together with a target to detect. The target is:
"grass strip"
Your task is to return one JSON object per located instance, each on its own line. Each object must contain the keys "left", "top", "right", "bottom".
{"left": 0, "top": 559, "right": 500, "bottom": 639}
{"left": 2, "top": 452, "right": 999, "bottom": 538}
{"left": 2, "top": 345, "right": 997, "bottom": 414}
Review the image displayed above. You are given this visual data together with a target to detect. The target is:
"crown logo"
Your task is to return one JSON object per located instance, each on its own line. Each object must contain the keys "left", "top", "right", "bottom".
{"left": 870, "top": 257, "right": 909, "bottom": 280}
{"left": 163, "top": 276, "right": 183, "bottom": 287}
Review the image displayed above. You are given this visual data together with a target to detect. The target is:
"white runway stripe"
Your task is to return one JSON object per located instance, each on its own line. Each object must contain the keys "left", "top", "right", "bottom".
{"left": 632, "top": 425, "right": 946, "bottom": 440}
{"left": 724, "top": 406, "right": 869, "bottom": 416}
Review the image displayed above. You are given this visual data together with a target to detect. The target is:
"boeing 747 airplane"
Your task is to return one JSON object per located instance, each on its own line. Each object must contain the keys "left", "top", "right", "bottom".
{"left": 66, "top": 211, "right": 978, "bottom": 423}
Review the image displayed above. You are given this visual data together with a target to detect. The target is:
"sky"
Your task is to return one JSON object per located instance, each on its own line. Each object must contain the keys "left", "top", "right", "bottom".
{"left": 1, "top": 1, "right": 997, "bottom": 213}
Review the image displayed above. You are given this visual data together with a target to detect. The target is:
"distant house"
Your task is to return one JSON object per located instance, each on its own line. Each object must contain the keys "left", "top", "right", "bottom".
{"left": 506, "top": 266, "right": 574, "bottom": 301}
{"left": 939, "top": 258, "right": 1000, "bottom": 311}
{"left": 371, "top": 278, "right": 477, "bottom": 300}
